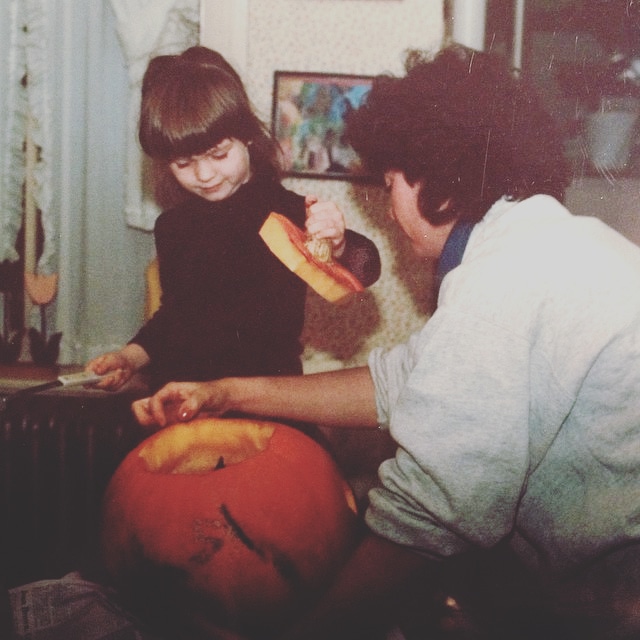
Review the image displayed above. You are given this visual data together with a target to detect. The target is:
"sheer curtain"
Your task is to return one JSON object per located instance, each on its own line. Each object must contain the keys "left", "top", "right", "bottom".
{"left": 0, "top": 0, "right": 197, "bottom": 365}
{"left": 110, "top": 0, "right": 200, "bottom": 231}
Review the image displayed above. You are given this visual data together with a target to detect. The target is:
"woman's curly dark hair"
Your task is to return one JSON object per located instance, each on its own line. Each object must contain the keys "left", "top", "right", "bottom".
{"left": 346, "top": 45, "right": 572, "bottom": 224}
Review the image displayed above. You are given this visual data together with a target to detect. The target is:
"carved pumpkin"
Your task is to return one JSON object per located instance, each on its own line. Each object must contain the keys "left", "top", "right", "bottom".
{"left": 259, "top": 212, "right": 364, "bottom": 303}
{"left": 100, "top": 418, "right": 359, "bottom": 638}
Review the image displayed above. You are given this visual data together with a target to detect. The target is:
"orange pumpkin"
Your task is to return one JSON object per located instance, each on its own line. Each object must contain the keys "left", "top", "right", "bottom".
{"left": 100, "top": 418, "right": 359, "bottom": 638}
{"left": 259, "top": 212, "right": 364, "bottom": 304}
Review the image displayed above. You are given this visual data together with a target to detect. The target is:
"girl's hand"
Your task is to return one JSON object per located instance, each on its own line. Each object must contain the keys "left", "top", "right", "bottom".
{"left": 131, "top": 380, "right": 228, "bottom": 427}
{"left": 86, "top": 344, "right": 149, "bottom": 391}
{"left": 85, "top": 352, "right": 133, "bottom": 391}
{"left": 304, "top": 195, "right": 346, "bottom": 258}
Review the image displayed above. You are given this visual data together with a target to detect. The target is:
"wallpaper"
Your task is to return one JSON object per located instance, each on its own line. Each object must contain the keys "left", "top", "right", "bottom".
{"left": 245, "top": 0, "right": 445, "bottom": 371}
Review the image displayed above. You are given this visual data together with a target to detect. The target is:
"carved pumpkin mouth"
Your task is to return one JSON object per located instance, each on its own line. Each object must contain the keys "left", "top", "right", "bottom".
{"left": 138, "top": 421, "right": 274, "bottom": 474}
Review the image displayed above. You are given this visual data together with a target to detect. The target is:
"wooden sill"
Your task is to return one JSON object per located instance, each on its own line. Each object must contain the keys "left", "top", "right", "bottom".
{"left": 0, "top": 363, "right": 82, "bottom": 388}
{"left": 0, "top": 363, "right": 148, "bottom": 397}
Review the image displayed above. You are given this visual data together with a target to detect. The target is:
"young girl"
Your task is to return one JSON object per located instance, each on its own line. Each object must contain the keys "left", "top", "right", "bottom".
{"left": 87, "top": 46, "right": 380, "bottom": 391}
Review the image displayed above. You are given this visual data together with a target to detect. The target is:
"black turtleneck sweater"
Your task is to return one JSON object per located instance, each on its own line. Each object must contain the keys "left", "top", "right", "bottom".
{"left": 131, "top": 175, "right": 380, "bottom": 389}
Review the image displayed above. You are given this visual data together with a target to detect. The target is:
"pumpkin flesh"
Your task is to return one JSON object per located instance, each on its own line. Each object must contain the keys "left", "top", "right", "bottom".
{"left": 259, "top": 212, "right": 364, "bottom": 303}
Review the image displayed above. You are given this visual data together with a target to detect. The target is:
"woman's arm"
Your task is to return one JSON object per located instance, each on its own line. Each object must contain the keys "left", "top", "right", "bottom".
{"left": 132, "top": 366, "right": 379, "bottom": 428}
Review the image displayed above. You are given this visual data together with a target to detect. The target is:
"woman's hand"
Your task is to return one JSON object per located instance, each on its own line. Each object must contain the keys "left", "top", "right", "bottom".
{"left": 131, "top": 380, "right": 229, "bottom": 427}
{"left": 305, "top": 195, "right": 346, "bottom": 258}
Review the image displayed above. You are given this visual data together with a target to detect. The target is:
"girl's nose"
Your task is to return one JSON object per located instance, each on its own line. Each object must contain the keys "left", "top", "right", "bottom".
{"left": 194, "top": 157, "right": 216, "bottom": 183}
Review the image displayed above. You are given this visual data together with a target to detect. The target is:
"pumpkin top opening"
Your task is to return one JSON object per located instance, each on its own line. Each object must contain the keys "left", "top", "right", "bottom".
{"left": 138, "top": 420, "right": 276, "bottom": 474}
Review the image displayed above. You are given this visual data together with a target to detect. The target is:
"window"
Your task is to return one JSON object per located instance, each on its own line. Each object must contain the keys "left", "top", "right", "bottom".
{"left": 486, "top": 0, "right": 640, "bottom": 176}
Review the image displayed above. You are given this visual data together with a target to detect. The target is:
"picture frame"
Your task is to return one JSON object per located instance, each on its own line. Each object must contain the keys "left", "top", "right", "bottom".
{"left": 271, "top": 71, "right": 374, "bottom": 179}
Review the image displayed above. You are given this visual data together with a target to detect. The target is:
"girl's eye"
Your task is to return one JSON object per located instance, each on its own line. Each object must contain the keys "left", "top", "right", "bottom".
{"left": 208, "top": 149, "right": 228, "bottom": 161}
{"left": 173, "top": 158, "right": 191, "bottom": 169}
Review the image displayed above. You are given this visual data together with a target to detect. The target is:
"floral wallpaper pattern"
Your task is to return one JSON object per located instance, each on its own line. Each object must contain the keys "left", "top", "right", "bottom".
{"left": 245, "top": 0, "right": 445, "bottom": 370}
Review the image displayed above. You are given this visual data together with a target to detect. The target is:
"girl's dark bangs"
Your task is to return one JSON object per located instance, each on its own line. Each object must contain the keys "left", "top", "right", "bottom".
{"left": 155, "top": 111, "right": 237, "bottom": 160}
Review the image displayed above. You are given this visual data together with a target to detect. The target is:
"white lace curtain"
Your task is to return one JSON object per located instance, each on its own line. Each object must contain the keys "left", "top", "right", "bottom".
{"left": 109, "top": 0, "right": 200, "bottom": 230}
{"left": 0, "top": 0, "right": 198, "bottom": 364}
{"left": 0, "top": 0, "right": 54, "bottom": 272}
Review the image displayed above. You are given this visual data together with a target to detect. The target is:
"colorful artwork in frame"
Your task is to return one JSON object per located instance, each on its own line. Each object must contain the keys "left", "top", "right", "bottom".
{"left": 272, "top": 71, "right": 373, "bottom": 179}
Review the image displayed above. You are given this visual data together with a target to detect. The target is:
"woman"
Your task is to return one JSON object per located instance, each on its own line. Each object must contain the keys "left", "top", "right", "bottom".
{"left": 132, "top": 46, "right": 640, "bottom": 639}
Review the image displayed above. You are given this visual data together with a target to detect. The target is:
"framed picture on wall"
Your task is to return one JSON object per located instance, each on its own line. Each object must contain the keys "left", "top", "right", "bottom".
{"left": 271, "top": 71, "right": 373, "bottom": 179}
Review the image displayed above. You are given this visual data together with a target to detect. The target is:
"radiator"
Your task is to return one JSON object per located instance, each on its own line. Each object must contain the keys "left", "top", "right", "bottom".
{"left": 0, "top": 392, "right": 146, "bottom": 588}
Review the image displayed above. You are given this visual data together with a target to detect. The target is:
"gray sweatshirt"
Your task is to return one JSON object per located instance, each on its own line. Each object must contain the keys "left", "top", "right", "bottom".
{"left": 367, "top": 196, "right": 640, "bottom": 595}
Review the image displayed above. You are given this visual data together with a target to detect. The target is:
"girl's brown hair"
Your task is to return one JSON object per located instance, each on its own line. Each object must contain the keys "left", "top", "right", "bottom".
{"left": 139, "top": 46, "right": 282, "bottom": 208}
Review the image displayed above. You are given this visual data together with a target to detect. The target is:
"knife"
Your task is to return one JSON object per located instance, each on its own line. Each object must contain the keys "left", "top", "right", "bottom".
{"left": 0, "top": 371, "right": 105, "bottom": 412}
